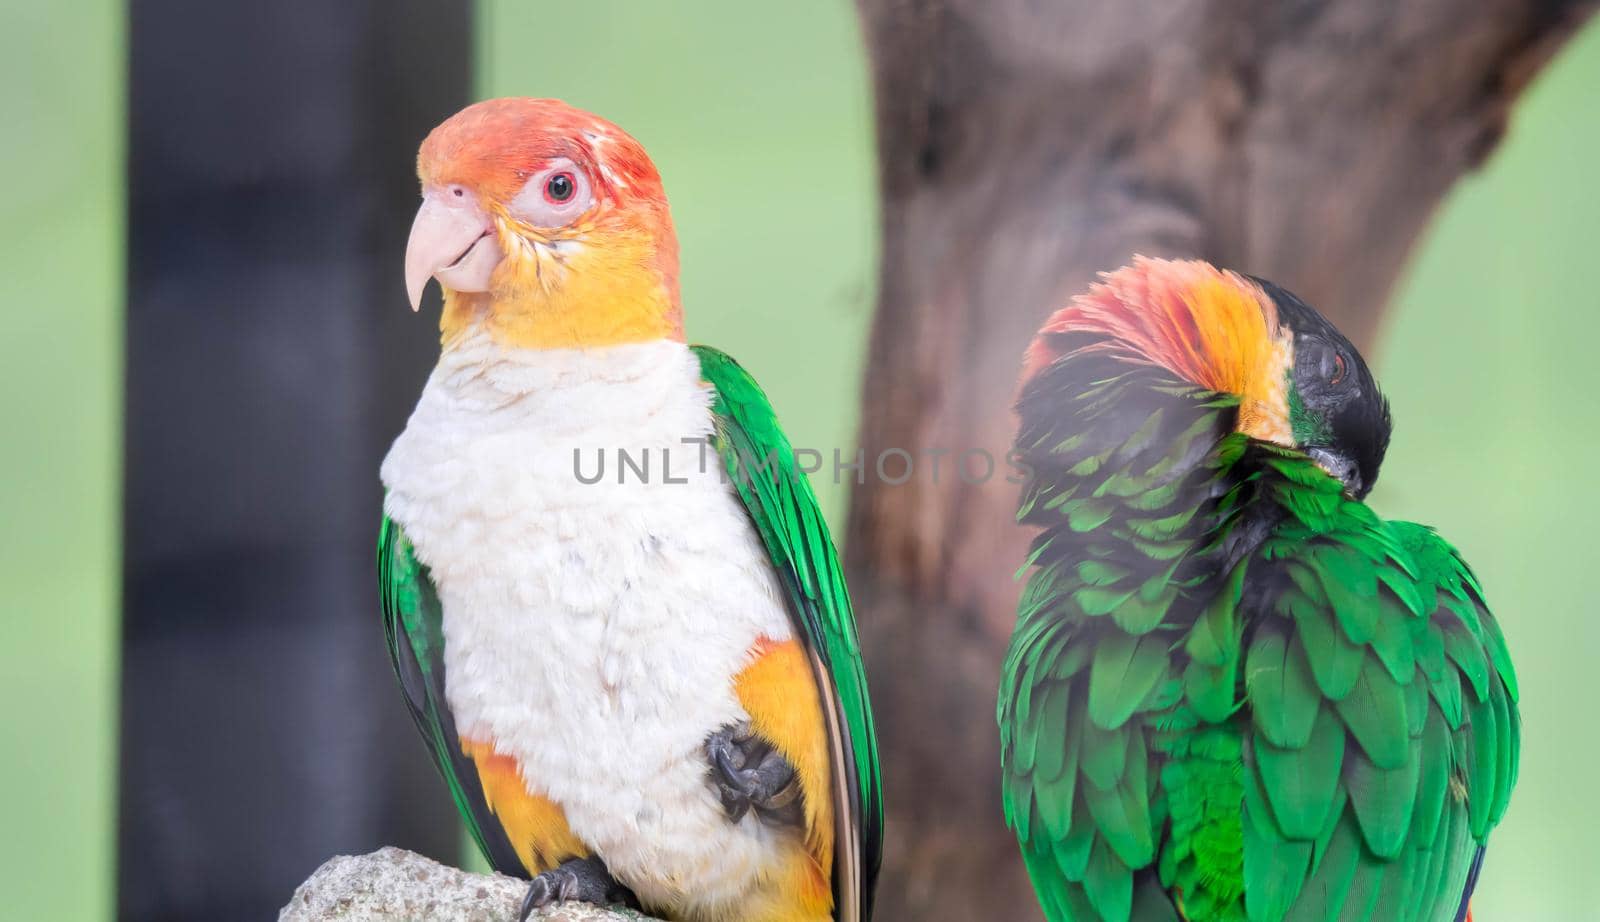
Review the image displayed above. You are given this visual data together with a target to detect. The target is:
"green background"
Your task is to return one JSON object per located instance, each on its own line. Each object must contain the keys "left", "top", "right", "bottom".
{"left": 1376, "top": 20, "right": 1600, "bottom": 918}
{"left": 4, "top": 0, "right": 1597, "bottom": 917}
{"left": 0, "top": 2, "right": 123, "bottom": 920}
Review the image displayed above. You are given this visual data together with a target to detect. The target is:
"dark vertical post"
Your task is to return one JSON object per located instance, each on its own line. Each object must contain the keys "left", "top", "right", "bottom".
{"left": 121, "top": 2, "right": 472, "bottom": 918}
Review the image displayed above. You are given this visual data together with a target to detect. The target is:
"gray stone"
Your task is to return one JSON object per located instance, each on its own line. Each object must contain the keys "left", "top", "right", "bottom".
{"left": 281, "top": 848, "right": 661, "bottom": 922}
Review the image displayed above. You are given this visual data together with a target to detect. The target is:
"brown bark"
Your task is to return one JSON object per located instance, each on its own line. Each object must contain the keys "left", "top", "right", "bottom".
{"left": 845, "top": 2, "right": 1593, "bottom": 919}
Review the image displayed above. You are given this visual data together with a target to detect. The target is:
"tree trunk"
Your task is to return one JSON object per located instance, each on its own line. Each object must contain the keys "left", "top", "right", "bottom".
{"left": 845, "top": 1, "right": 1593, "bottom": 918}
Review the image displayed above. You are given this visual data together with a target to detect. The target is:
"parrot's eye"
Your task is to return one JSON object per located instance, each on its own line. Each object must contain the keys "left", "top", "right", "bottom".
{"left": 545, "top": 172, "right": 575, "bottom": 204}
{"left": 1296, "top": 337, "right": 1355, "bottom": 398}
{"left": 508, "top": 158, "right": 593, "bottom": 228}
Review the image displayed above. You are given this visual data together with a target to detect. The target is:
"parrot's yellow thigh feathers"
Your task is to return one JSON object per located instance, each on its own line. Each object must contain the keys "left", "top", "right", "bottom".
{"left": 461, "top": 737, "right": 590, "bottom": 875}
{"left": 734, "top": 638, "right": 835, "bottom": 922}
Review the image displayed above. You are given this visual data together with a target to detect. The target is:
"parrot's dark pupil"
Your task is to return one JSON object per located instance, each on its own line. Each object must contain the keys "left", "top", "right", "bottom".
{"left": 548, "top": 174, "right": 573, "bottom": 201}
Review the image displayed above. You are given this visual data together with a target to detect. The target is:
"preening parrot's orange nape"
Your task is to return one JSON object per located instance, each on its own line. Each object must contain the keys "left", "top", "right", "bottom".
{"left": 1000, "top": 257, "right": 1519, "bottom": 922}
{"left": 379, "top": 98, "right": 881, "bottom": 922}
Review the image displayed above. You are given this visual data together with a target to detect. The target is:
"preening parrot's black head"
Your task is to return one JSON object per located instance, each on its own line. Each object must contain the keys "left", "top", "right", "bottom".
{"left": 1021, "top": 257, "right": 1393, "bottom": 499}
{"left": 1253, "top": 277, "right": 1392, "bottom": 499}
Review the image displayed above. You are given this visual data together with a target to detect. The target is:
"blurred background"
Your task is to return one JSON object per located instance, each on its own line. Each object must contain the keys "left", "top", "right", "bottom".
{"left": 2, "top": 1, "right": 1596, "bottom": 919}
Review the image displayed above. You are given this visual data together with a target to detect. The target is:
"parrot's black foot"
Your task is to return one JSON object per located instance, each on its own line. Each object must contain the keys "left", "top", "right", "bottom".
{"left": 517, "top": 856, "right": 635, "bottom": 921}
{"left": 704, "top": 721, "right": 804, "bottom": 827}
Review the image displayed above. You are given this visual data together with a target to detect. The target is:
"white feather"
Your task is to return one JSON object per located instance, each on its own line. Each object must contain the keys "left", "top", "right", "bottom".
{"left": 381, "top": 332, "right": 809, "bottom": 919}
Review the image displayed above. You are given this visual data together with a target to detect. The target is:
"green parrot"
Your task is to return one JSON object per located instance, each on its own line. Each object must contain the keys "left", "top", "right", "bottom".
{"left": 998, "top": 257, "right": 1519, "bottom": 922}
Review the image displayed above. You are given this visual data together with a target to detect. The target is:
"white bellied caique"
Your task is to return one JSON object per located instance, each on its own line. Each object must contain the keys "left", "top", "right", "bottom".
{"left": 378, "top": 98, "right": 881, "bottom": 922}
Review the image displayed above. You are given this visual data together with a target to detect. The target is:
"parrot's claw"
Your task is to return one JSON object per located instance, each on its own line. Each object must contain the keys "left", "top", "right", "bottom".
{"left": 704, "top": 722, "right": 804, "bottom": 828}
{"left": 517, "top": 856, "right": 635, "bottom": 921}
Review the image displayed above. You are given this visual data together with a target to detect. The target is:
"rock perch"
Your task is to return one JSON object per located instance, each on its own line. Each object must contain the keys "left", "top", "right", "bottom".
{"left": 281, "top": 848, "right": 661, "bottom": 922}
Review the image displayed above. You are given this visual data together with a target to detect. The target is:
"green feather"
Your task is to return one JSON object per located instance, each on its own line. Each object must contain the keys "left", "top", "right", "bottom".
{"left": 1345, "top": 743, "right": 1420, "bottom": 860}
{"left": 1242, "top": 760, "right": 1310, "bottom": 922}
{"left": 1069, "top": 499, "right": 1118, "bottom": 532}
{"left": 1247, "top": 623, "right": 1321, "bottom": 749}
{"left": 1441, "top": 623, "right": 1491, "bottom": 702}
{"left": 1039, "top": 700, "right": 1085, "bottom": 841}
{"left": 1367, "top": 599, "right": 1418, "bottom": 683}
{"left": 692, "top": 346, "right": 884, "bottom": 915}
{"left": 1283, "top": 813, "right": 1362, "bottom": 922}
{"left": 1081, "top": 722, "right": 1129, "bottom": 790}
{"left": 1465, "top": 692, "right": 1502, "bottom": 837}
{"left": 378, "top": 516, "right": 524, "bottom": 875}
{"left": 1409, "top": 708, "right": 1451, "bottom": 851}
{"left": 1083, "top": 835, "right": 1134, "bottom": 922}
{"left": 1080, "top": 587, "right": 1138, "bottom": 617}
{"left": 1187, "top": 571, "right": 1243, "bottom": 666}
{"left": 1183, "top": 659, "right": 1240, "bottom": 724}
{"left": 1088, "top": 632, "right": 1169, "bottom": 729}
{"left": 1254, "top": 707, "right": 1344, "bottom": 840}
{"left": 1056, "top": 794, "right": 1098, "bottom": 880}
{"left": 1313, "top": 548, "right": 1379, "bottom": 643}
{"left": 1287, "top": 598, "right": 1363, "bottom": 700}
{"left": 1333, "top": 660, "right": 1410, "bottom": 770}
{"left": 1083, "top": 730, "right": 1156, "bottom": 867}
{"left": 1034, "top": 684, "right": 1074, "bottom": 782}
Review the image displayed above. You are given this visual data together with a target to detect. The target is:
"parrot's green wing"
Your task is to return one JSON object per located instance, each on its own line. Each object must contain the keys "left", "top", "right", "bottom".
{"left": 1220, "top": 455, "right": 1519, "bottom": 922}
{"left": 1002, "top": 362, "right": 1232, "bottom": 922}
{"left": 1002, "top": 355, "right": 1520, "bottom": 922}
{"left": 692, "top": 345, "right": 883, "bottom": 922}
{"left": 378, "top": 515, "right": 525, "bottom": 876}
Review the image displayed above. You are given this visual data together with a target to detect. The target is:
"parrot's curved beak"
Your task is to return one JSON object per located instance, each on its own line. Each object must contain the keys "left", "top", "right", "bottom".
{"left": 1308, "top": 447, "right": 1363, "bottom": 498}
{"left": 404, "top": 190, "right": 502, "bottom": 311}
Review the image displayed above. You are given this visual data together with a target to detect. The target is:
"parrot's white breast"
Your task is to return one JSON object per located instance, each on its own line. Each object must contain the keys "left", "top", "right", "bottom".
{"left": 380, "top": 331, "right": 800, "bottom": 916}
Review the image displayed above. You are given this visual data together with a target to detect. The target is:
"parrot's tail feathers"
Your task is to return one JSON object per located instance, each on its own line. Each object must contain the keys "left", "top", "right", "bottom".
{"left": 1454, "top": 846, "right": 1485, "bottom": 922}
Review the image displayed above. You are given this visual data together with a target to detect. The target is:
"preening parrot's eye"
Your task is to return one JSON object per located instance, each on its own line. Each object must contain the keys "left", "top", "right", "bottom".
{"left": 1329, "top": 353, "right": 1347, "bottom": 386}
{"left": 545, "top": 172, "right": 575, "bottom": 204}
{"left": 1295, "top": 337, "right": 1356, "bottom": 400}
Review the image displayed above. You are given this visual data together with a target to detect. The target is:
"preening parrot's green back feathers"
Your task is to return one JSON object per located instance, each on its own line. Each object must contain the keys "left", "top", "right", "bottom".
{"left": 693, "top": 344, "right": 884, "bottom": 922}
{"left": 1000, "top": 348, "right": 1519, "bottom": 922}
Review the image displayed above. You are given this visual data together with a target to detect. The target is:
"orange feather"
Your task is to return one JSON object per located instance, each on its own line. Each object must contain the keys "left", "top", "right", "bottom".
{"left": 1022, "top": 256, "right": 1294, "bottom": 443}
{"left": 460, "top": 737, "right": 589, "bottom": 876}
{"left": 734, "top": 637, "right": 835, "bottom": 921}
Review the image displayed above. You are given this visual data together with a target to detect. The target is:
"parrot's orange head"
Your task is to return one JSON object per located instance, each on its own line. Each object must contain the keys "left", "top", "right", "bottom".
{"left": 407, "top": 97, "right": 682, "bottom": 349}
{"left": 1024, "top": 256, "right": 1391, "bottom": 497}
